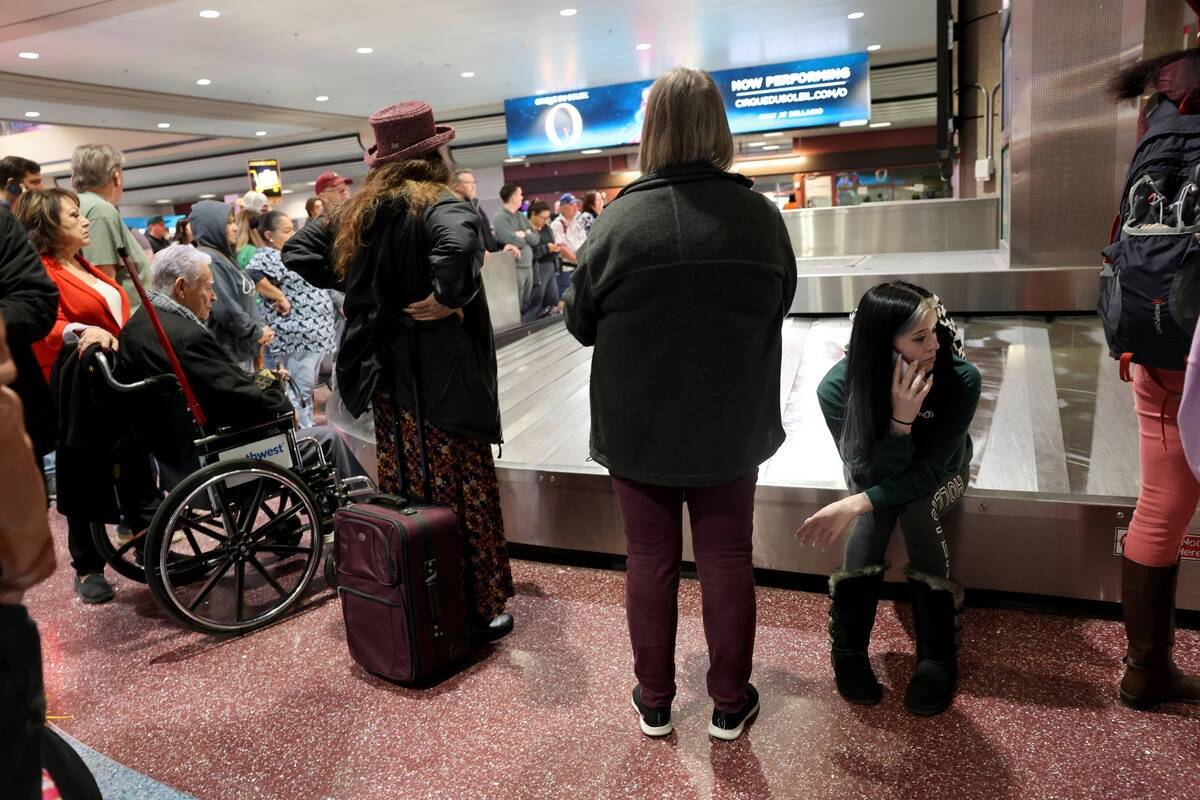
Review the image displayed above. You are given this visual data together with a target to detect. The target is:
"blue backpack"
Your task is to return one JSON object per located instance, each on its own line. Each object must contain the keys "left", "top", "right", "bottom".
{"left": 1099, "top": 99, "right": 1200, "bottom": 371}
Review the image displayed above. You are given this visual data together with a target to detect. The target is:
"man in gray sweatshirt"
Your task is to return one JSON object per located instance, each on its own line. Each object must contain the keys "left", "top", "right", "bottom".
{"left": 492, "top": 183, "right": 536, "bottom": 312}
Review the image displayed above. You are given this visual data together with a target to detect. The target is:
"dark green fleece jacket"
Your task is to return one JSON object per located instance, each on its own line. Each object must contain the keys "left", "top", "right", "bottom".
{"left": 564, "top": 163, "right": 797, "bottom": 487}
{"left": 816, "top": 354, "right": 981, "bottom": 510}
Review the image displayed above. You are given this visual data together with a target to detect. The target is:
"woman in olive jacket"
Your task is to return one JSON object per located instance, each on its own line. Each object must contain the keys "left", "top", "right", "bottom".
{"left": 565, "top": 68, "right": 797, "bottom": 741}
{"left": 284, "top": 102, "right": 513, "bottom": 640}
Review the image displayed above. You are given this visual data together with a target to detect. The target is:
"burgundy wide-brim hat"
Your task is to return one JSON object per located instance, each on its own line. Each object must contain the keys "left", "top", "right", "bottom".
{"left": 363, "top": 101, "right": 455, "bottom": 168}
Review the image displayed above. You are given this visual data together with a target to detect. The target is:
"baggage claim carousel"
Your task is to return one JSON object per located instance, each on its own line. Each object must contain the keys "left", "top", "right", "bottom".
{"left": 327, "top": 198, "right": 1200, "bottom": 610}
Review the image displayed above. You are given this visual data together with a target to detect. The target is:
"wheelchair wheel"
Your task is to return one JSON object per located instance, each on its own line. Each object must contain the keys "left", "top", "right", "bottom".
{"left": 144, "top": 458, "right": 324, "bottom": 635}
{"left": 91, "top": 522, "right": 213, "bottom": 585}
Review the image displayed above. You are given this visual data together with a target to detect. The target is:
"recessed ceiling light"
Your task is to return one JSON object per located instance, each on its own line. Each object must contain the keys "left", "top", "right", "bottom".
{"left": 18, "top": 51, "right": 39, "bottom": 60}
{"left": 869, "top": 121, "right": 892, "bottom": 128}
{"left": 461, "top": 71, "right": 475, "bottom": 78}
{"left": 840, "top": 119, "right": 870, "bottom": 127}
{"left": 581, "top": 149, "right": 602, "bottom": 154}
{"left": 255, "top": 130, "right": 267, "bottom": 136}
{"left": 747, "top": 141, "right": 767, "bottom": 147}
{"left": 848, "top": 11, "right": 865, "bottom": 20}
{"left": 281, "top": 189, "right": 294, "bottom": 195}
{"left": 156, "top": 199, "right": 173, "bottom": 204}
{"left": 315, "top": 95, "right": 329, "bottom": 102}
{"left": 356, "top": 47, "right": 374, "bottom": 54}
{"left": 764, "top": 132, "right": 785, "bottom": 137}
{"left": 560, "top": 8, "right": 577, "bottom": 16}
{"left": 196, "top": 78, "right": 212, "bottom": 86}
{"left": 157, "top": 122, "right": 171, "bottom": 129}
{"left": 504, "top": 156, "right": 525, "bottom": 163}
{"left": 761, "top": 145, "right": 782, "bottom": 151}
{"left": 636, "top": 43, "right": 652, "bottom": 51}
{"left": 199, "top": 193, "right": 216, "bottom": 199}
{"left": 305, "top": 181, "right": 317, "bottom": 186}
{"left": 24, "top": 111, "right": 40, "bottom": 118}
{"left": 867, "top": 44, "right": 882, "bottom": 51}
{"left": 199, "top": 10, "right": 220, "bottom": 19}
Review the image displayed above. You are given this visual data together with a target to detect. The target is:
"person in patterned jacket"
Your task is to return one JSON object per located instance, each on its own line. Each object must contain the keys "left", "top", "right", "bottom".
{"left": 247, "top": 210, "right": 337, "bottom": 428}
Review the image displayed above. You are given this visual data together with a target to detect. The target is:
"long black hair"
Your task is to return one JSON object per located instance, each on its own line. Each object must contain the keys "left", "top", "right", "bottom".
{"left": 840, "top": 282, "right": 939, "bottom": 471}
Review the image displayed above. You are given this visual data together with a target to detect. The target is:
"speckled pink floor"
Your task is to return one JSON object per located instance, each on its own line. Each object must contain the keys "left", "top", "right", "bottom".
{"left": 25, "top": 514, "right": 1200, "bottom": 800}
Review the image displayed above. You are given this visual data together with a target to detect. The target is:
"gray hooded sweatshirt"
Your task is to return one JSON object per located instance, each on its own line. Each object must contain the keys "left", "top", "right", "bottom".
{"left": 189, "top": 200, "right": 262, "bottom": 364}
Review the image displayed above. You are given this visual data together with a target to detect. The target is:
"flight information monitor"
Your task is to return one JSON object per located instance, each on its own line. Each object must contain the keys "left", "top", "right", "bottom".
{"left": 503, "top": 52, "right": 871, "bottom": 158}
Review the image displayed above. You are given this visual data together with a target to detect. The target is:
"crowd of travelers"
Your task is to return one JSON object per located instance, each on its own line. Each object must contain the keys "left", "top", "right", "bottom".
{"left": 1, "top": 51, "right": 1199, "bottom": 799}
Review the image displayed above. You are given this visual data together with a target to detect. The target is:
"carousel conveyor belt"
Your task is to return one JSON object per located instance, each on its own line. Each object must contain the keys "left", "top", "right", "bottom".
{"left": 327, "top": 317, "right": 1200, "bottom": 610}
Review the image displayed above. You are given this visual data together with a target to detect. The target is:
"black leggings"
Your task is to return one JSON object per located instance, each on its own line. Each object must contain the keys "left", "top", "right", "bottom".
{"left": 842, "top": 470, "right": 968, "bottom": 578}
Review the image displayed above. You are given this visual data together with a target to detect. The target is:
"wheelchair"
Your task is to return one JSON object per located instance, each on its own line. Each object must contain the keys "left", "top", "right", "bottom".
{"left": 86, "top": 351, "right": 373, "bottom": 635}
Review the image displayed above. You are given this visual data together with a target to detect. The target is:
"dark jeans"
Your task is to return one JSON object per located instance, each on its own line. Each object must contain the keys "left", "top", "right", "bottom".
{"left": 522, "top": 260, "right": 561, "bottom": 322}
{"left": 66, "top": 514, "right": 106, "bottom": 577}
{"left": 842, "top": 470, "right": 968, "bottom": 578}
{"left": 612, "top": 472, "right": 758, "bottom": 712}
{"left": 0, "top": 605, "right": 44, "bottom": 800}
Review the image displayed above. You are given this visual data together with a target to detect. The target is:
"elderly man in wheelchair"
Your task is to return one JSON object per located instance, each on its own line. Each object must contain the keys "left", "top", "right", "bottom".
{"left": 77, "top": 244, "right": 370, "bottom": 634}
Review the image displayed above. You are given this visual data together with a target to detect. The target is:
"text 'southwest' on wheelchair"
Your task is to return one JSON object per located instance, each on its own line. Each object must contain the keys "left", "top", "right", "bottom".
{"left": 87, "top": 350, "right": 374, "bottom": 635}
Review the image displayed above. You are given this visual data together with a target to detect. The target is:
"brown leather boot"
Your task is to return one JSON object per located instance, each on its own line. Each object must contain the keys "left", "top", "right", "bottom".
{"left": 1119, "top": 557, "right": 1200, "bottom": 710}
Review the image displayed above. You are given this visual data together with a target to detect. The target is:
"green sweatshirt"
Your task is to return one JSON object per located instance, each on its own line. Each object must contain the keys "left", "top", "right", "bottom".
{"left": 816, "top": 355, "right": 981, "bottom": 510}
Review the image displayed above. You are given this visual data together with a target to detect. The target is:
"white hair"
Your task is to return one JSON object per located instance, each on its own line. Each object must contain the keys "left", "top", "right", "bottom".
{"left": 70, "top": 143, "right": 126, "bottom": 192}
{"left": 151, "top": 244, "right": 210, "bottom": 293}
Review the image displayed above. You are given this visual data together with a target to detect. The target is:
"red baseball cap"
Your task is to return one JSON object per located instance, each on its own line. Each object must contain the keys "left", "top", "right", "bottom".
{"left": 315, "top": 171, "right": 353, "bottom": 194}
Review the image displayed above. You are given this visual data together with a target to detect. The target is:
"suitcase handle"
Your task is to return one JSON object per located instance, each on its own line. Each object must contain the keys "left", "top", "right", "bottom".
{"left": 424, "top": 559, "right": 443, "bottom": 639}
{"left": 358, "top": 494, "right": 410, "bottom": 510}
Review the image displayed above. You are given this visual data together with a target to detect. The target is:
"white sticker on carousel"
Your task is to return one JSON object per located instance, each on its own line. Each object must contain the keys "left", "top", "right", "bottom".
{"left": 216, "top": 433, "right": 294, "bottom": 470}
{"left": 1115, "top": 527, "right": 1200, "bottom": 561}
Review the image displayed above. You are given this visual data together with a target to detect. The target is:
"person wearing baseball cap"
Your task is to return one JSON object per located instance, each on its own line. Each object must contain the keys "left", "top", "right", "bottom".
{"left": 315, "top": 171, "right": 353, "bottom": 211}
{"left": 550, "top": 191, "right": 587, "bottom": 273}
{"left": 145, "top": 215, "right": 171, "bottom": 253}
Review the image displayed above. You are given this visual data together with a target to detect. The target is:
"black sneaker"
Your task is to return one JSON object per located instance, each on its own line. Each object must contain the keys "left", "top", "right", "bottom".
{"left": 631, "top": 685, "right": 673, "bottom": 737}
{"left": 74, "top": 573, "right": 114, "bottom": 605}
{"left": 708, "top": 684, "right": 759, "bottom": 741}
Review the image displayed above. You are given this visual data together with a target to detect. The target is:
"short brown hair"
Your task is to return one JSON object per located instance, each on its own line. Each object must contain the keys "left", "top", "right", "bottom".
{"left": 638, "top": 68, "right": 734, "bottom": 174}
{"left": 12, "top": 187, "right": 80, "bottom": 255}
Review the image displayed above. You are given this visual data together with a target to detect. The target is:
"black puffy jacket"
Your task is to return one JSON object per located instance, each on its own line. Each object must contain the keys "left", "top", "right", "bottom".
{"left": 283, "top": 190, "right": 500, "bottom": 442}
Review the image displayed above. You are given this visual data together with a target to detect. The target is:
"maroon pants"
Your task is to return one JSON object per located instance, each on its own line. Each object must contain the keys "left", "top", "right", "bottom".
{"left": 612, "top": 472, "right": 758, "bottom": 712}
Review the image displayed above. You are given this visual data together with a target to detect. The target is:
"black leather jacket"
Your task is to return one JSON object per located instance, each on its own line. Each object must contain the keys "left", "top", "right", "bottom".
{"left": 283, "top": 190, "right": 500, "bottom": 442}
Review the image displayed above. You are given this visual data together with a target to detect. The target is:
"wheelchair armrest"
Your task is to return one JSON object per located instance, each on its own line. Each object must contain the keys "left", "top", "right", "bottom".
{"left": 90, "top": 350, "right": 178, "bottom": 394}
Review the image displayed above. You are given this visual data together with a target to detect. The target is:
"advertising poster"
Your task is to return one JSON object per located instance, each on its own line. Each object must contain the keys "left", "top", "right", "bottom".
{"left": 247, "top": 159, "right": 283, "bottom": 197}
{"left": 504, "top": 52, "right": 871, "bottom": 157}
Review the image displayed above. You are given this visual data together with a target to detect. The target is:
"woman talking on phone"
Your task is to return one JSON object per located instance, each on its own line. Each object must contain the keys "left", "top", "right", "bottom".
{"left": 797, "top": 281, "right": 980, "bottom": 716}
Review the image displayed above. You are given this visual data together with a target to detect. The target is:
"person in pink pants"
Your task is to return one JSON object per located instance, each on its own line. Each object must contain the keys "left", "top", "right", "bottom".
{"left": 1109, "top": 48, "right": 1200, "bottom": 711}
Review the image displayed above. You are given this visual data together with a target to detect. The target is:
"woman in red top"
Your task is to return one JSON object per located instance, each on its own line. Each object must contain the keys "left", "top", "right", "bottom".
{"left": 14, "top": 187, "right": 126, "bottom": 604}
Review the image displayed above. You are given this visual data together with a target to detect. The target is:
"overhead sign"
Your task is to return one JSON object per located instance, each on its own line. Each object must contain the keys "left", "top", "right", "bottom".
{"left": 504, "top": 53, "right": 872, "bottom": 158}
{"left": 247, "top": 159, "right": 283, "bottom": 197}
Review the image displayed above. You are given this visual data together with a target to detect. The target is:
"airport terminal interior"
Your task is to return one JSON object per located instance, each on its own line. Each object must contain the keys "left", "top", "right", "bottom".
{"left": 3, "top": 1, "right": 1200, "bottom": 798}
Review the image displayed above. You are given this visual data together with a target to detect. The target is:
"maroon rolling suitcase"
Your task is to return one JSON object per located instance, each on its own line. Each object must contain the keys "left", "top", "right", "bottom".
{"left": 334, "top": 495, "right": 470, "bottom": 682}
{"left": 333, "top": 329, "right": 470, "bottom": 683}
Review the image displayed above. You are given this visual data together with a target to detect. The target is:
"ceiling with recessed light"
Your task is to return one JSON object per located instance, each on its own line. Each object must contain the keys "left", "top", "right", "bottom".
{"left": 0, "top": 0, "right": 937, "bottom": 202}
{"left": 1, "top": 0, "right": 933, "bottom": 117}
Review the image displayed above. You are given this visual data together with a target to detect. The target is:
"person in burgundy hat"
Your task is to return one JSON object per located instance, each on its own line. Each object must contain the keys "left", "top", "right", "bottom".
{"left": 283, "top": 101, "right": 514, "bottom": 641}
{"left": 315, "top": 171, "right": 354, "bottom": 212}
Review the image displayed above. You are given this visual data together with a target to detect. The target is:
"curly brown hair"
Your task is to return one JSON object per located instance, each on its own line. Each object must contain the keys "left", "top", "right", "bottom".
{"left": 12, "top": 187, "right": 81, "bottom": 256}
{"left": 331, "top": 154, "right": 450, "bottom": 277}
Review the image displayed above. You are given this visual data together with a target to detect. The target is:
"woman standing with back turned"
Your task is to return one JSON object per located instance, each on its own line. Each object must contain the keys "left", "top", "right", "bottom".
{"left": 326, "top": 101, "right": 514, "bottom": 641}
{"left": 565, "top": 68, "right": 797, "bottom": 741}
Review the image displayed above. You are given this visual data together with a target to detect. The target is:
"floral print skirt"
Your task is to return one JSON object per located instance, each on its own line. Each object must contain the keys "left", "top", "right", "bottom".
{"left": 372, "top": 391, "right": 514, "bottom": 622}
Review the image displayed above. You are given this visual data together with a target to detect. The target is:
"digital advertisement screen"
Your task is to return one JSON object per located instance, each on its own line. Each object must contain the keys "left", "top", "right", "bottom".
{"left": 247, "top": 159, "right": 283, "bottom": 197}
{"left": 504, "top": 52, "right": 871, "bottom": 158}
